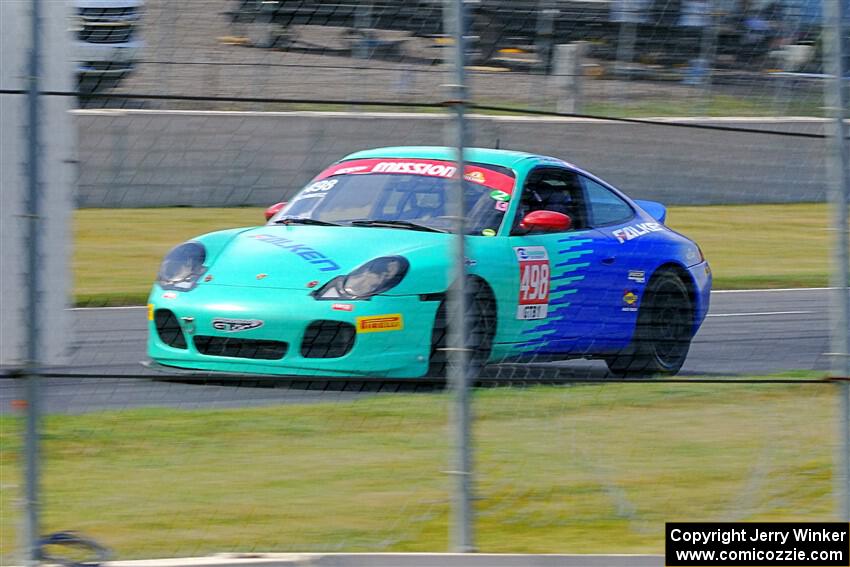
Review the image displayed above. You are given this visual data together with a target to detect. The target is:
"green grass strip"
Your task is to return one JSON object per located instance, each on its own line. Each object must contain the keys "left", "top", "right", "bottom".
{"left": 0, "top": 375, "right": 836, "bottom": 559}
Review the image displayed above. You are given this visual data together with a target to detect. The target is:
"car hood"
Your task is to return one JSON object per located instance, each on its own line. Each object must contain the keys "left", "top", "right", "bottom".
{"left": 201, "top": 225, "right": 452, "bottom": 293}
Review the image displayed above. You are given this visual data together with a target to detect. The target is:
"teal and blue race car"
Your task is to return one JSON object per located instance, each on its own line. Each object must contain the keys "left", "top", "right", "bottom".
{"left": 148, "top": 146, "right": 711, "bottom": 378}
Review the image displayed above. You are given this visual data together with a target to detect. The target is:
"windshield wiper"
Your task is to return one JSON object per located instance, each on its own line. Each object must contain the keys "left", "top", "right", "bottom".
{"left": 350, "top": 219, "right": 448, "bottom": 233}
{"left": 273, "top": 217, "right": 341, "bottom": 227}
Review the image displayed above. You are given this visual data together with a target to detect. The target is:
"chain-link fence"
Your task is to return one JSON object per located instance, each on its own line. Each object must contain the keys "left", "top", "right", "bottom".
{"left": 0, "top": 379, "right": 841, "bottom": 561}
{"left": 1, "top": 0, "right": 848, "bottom": 563}
{"left": 80, "top": 0, "right": 843, "bottom": 117}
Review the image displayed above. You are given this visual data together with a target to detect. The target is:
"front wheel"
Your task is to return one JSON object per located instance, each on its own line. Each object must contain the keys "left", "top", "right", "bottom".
{"left": 428, "top": 278, "right": 496, "bottom": 379}
{"left": 605, "top": 271, "right": 694, "bottom": 377}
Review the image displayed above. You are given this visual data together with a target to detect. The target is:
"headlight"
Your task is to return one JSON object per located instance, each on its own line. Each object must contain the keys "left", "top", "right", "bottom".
{"left": 157, "top": 242, "right": 207, "bottom": 291}
{"left": 314, "top": 256, "right": 409, "bottom": 300}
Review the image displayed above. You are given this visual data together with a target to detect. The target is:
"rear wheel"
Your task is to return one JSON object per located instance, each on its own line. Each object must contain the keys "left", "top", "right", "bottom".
{"left": 428, "top": 278, "right": 496, "bottom": 378}
{"left": 605, "top": 270, "right": 693, "bottom": 377}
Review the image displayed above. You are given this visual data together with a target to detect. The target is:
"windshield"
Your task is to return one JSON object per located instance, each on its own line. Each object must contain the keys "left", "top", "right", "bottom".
{"left": 272, "top": 158, "right": 516, "bottom": 235}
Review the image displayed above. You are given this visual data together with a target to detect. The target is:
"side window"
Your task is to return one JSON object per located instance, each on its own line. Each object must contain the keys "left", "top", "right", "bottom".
{"left": 514, "top": 168, "right": 588, "bottom": 232}
{"left": 580, "top": 175, "right": 634, "bottom": 227}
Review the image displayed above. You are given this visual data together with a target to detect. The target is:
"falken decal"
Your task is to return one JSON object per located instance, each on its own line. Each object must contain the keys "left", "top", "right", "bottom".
{"left": 612, "top": 222, "right": 663, "bottom": 244}
{"left": 250, "top": 234, "right": 340, "bottom": 272}
{"left": 514, "top": 246, "right": 550, "bottom": 320}
{"left": 212, "top": 318, "right": 264, "bottom": 332}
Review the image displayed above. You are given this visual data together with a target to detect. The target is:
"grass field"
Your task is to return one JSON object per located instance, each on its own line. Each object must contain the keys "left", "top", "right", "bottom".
{"left": 580, "top": 93, "right": 824, "bottom": 119}
{"left": 0, "top": 378, "right": 837, "bottom": 560}
{"left": 74, "top": 203, "right": 829, "bottom": 305}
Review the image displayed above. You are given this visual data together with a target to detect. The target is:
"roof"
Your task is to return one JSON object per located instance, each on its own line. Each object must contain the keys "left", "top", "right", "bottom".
{"left": 340, "top": 146, "right": 550, "bottom": 170}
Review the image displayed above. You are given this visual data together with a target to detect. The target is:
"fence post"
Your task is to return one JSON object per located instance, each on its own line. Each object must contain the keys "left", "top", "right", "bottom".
{"left": 553, "top": 43, "right": 585, "bottom": 114}
{"left": 616, "top": 21, "right": 636, "bottom": 78}
{"left": 22, "top": 0, "right": 43, "bottom": 564}
{"left": 443, "top": 0, "right": 474, "bottom": 553}
{"left": 822, "top": 0, "right": 850, "bottom": 521}
{"left": 696, "top": 0, "right": 717, "bottom": 92}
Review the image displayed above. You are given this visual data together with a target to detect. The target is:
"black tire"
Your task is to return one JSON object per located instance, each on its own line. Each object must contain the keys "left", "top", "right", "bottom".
{"left": 605, "top": 270, "right": 694, "bottom": 377}
{"left": 428, "top": 278, "right": 496, "bottom": 379}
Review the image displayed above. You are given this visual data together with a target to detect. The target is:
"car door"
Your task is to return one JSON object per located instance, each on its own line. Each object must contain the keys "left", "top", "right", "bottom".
{"left": 576, "top": 173, "right": 649, "bottom": 352}
{"left": 506, "top": 167, "right": 611, "bottom": 356}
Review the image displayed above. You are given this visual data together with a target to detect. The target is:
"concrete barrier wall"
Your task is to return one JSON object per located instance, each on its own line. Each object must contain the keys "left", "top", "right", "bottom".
{"left": 76, "top": 110, "right": 829, "bottom": 207}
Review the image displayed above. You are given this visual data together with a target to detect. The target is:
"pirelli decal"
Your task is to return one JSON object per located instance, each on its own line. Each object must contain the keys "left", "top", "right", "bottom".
{"left": 356, "top": 314, "right": 404, "bottom": 333}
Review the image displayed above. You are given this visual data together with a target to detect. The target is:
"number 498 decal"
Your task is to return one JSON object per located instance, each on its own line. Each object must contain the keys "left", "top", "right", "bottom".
{"left": 514, "top": 246, "right": 550, "bottom": 320}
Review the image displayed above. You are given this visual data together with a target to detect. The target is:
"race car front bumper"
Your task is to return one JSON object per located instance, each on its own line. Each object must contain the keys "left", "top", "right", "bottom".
{"left": 147, "top": 284, "right": 441, "bottom": 378}
{"left": 75, "top": 40, "right": 141, "bottom": 76}
{"left": 688, "top": 260, "right": 712, "bottom": 333}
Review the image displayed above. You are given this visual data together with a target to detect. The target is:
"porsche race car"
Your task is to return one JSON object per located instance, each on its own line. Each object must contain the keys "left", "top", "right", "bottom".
{"left": 148, "top": 146, "right": 711, "bottom": 377}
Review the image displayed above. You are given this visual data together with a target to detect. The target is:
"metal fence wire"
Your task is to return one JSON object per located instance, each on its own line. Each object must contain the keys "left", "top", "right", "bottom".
{"left": 0, "top": 377, "right": 844, "bottom": 561}
{"left": 79, "top": 0, "right": 845, "bottom": 117}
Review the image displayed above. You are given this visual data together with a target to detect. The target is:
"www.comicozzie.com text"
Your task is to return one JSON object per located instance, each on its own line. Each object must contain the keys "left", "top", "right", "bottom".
{"left": 670, "top": 527, "right": 847, "bottom": 546}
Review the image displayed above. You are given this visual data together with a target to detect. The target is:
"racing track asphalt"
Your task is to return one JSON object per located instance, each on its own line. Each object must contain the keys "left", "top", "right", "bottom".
{"left": 0, "top": 288, "right": 834, "bottom": 414}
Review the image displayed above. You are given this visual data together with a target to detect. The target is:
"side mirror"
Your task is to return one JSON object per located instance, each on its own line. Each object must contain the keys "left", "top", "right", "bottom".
{"left": 264, "top": 202, "right": 287, "bottom": 221}
{"left": 519, "top": 210, "right": 572, "bottom": 232}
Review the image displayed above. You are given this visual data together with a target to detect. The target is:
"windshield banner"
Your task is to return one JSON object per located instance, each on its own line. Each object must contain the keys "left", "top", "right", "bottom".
{"left": 315, "top": 158, "right": 515, "bottom": 193}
